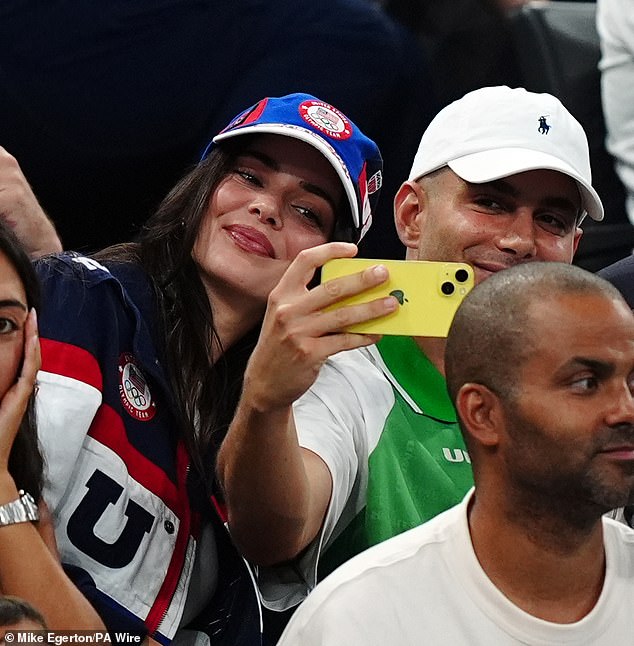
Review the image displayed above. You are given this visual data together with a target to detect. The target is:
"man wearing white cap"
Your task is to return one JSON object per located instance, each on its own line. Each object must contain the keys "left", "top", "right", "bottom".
{"left": 217, "top": 86, "right": 605, "bottom": 616}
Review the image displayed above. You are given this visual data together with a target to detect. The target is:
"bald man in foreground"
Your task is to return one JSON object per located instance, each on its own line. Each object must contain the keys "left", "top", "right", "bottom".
{"left": 278, "top": 262, "right": 634, "bottom": 645}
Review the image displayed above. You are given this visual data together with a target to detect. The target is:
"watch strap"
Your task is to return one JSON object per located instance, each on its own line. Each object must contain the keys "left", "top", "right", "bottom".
{"left": 0, "top": 490, "right": 39, "bottom": 526}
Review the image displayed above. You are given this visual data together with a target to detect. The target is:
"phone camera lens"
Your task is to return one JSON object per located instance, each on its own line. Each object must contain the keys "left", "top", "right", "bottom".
{"left": 441, "top": 281, "right": 455, "bottom": 295}
{"left": 455, "top": 269, "right": 469, "bottom": 283}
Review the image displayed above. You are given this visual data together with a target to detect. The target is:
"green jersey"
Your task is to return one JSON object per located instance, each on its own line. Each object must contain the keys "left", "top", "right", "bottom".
{"left": 319, "top": 335, "right": 474, "bottom": 576}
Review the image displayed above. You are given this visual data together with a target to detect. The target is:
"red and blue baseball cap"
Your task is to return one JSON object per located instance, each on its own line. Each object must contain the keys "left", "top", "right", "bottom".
{"left": 201, "top": 93, "right": 383, "bottom": 243}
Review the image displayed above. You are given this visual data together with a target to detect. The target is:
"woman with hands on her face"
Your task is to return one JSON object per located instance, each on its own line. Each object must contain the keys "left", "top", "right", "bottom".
{"left": 0, "top": 222, "right": 104, "bottom": 631}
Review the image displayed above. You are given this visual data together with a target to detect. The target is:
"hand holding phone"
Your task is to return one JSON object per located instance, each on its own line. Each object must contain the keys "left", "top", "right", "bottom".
{"left": 321, "top": 258, "right": 474, "bottom": 337}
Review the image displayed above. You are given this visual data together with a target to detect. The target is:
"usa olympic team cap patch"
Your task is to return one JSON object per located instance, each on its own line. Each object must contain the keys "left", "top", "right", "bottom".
{"left": 299, "top": 100, "right": 353, "bottom": 140}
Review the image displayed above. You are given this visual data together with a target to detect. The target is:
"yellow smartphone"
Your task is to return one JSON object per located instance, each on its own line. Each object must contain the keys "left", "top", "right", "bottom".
{"left": 321, "top": 258, "right": 475, "bottom": 337}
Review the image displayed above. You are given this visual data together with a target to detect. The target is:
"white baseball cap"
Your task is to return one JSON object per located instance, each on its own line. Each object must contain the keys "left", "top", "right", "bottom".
{"left": 408, "top": 86, "right": 603, "bottom": 222}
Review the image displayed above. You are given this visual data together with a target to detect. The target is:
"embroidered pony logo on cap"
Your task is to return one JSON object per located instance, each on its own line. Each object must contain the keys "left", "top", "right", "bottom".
{"left": 538, "top": 115, "right": 551, "bottom": 135}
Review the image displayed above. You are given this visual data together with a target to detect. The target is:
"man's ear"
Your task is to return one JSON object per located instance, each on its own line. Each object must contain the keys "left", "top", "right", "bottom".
{"left": 394, "top": 180, "right": 426, "bottom": 251}
{"left": 571, "top": 226, "right": 583, "bottom": 258}
{"left": 455, "top": 383, "right": 503, "bottom": 449}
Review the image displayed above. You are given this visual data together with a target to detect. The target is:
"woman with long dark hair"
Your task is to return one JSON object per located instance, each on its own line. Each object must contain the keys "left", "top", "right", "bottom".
{"left": 0, "top": 222, "right": 104, "bottom": 630}
{"left": 32, "top": 94, "right": 387, "bottom": 644}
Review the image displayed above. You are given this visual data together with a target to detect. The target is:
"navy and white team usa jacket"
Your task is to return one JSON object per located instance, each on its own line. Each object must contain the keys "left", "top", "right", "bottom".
{"left": 34, "top": 253, "right": 262, "bottom": 645}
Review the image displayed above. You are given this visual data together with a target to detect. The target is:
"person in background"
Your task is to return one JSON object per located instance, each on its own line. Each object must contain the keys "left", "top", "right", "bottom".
{"left": 599, "top": 253, "right": 634, "bottom": 312}
{"left": 0, "top": 222, "right": 103, "bottom": 630}
{"left": 381, "top": 0, "right": 526, "bottom": 108}
{"left": 0, "top": 148, "right": 61, "bottom": 259}
{"left": 277, "top": 261, "right": 634, "bottom": 645}
{"left": 598, "top": 0, "right": 634, "bottom": 228}
{"left": 32, "top": 93, "right": 390, "bottom": 644}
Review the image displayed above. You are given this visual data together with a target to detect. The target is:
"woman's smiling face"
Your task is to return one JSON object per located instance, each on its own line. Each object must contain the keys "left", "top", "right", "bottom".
{"left": 193, "top": 134, "right": 343, "bottom": 306}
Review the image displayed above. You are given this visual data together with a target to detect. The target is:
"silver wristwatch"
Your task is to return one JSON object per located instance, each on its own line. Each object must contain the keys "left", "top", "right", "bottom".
{"left": 0, "top": 490, "right": 39, "bottom": 526}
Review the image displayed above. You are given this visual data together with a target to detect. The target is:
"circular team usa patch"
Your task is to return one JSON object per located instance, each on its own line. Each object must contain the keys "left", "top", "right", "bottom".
{"left": 299, "top": 100, "right": 352, "bottom": 140}
{"left": 118, "top": 353, "right": 157, "bottom": 421}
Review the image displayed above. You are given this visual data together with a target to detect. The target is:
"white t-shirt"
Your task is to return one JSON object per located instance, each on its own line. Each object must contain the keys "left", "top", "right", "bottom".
{"left": 278, "top": 490, "right": 634, "bottom": 645}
